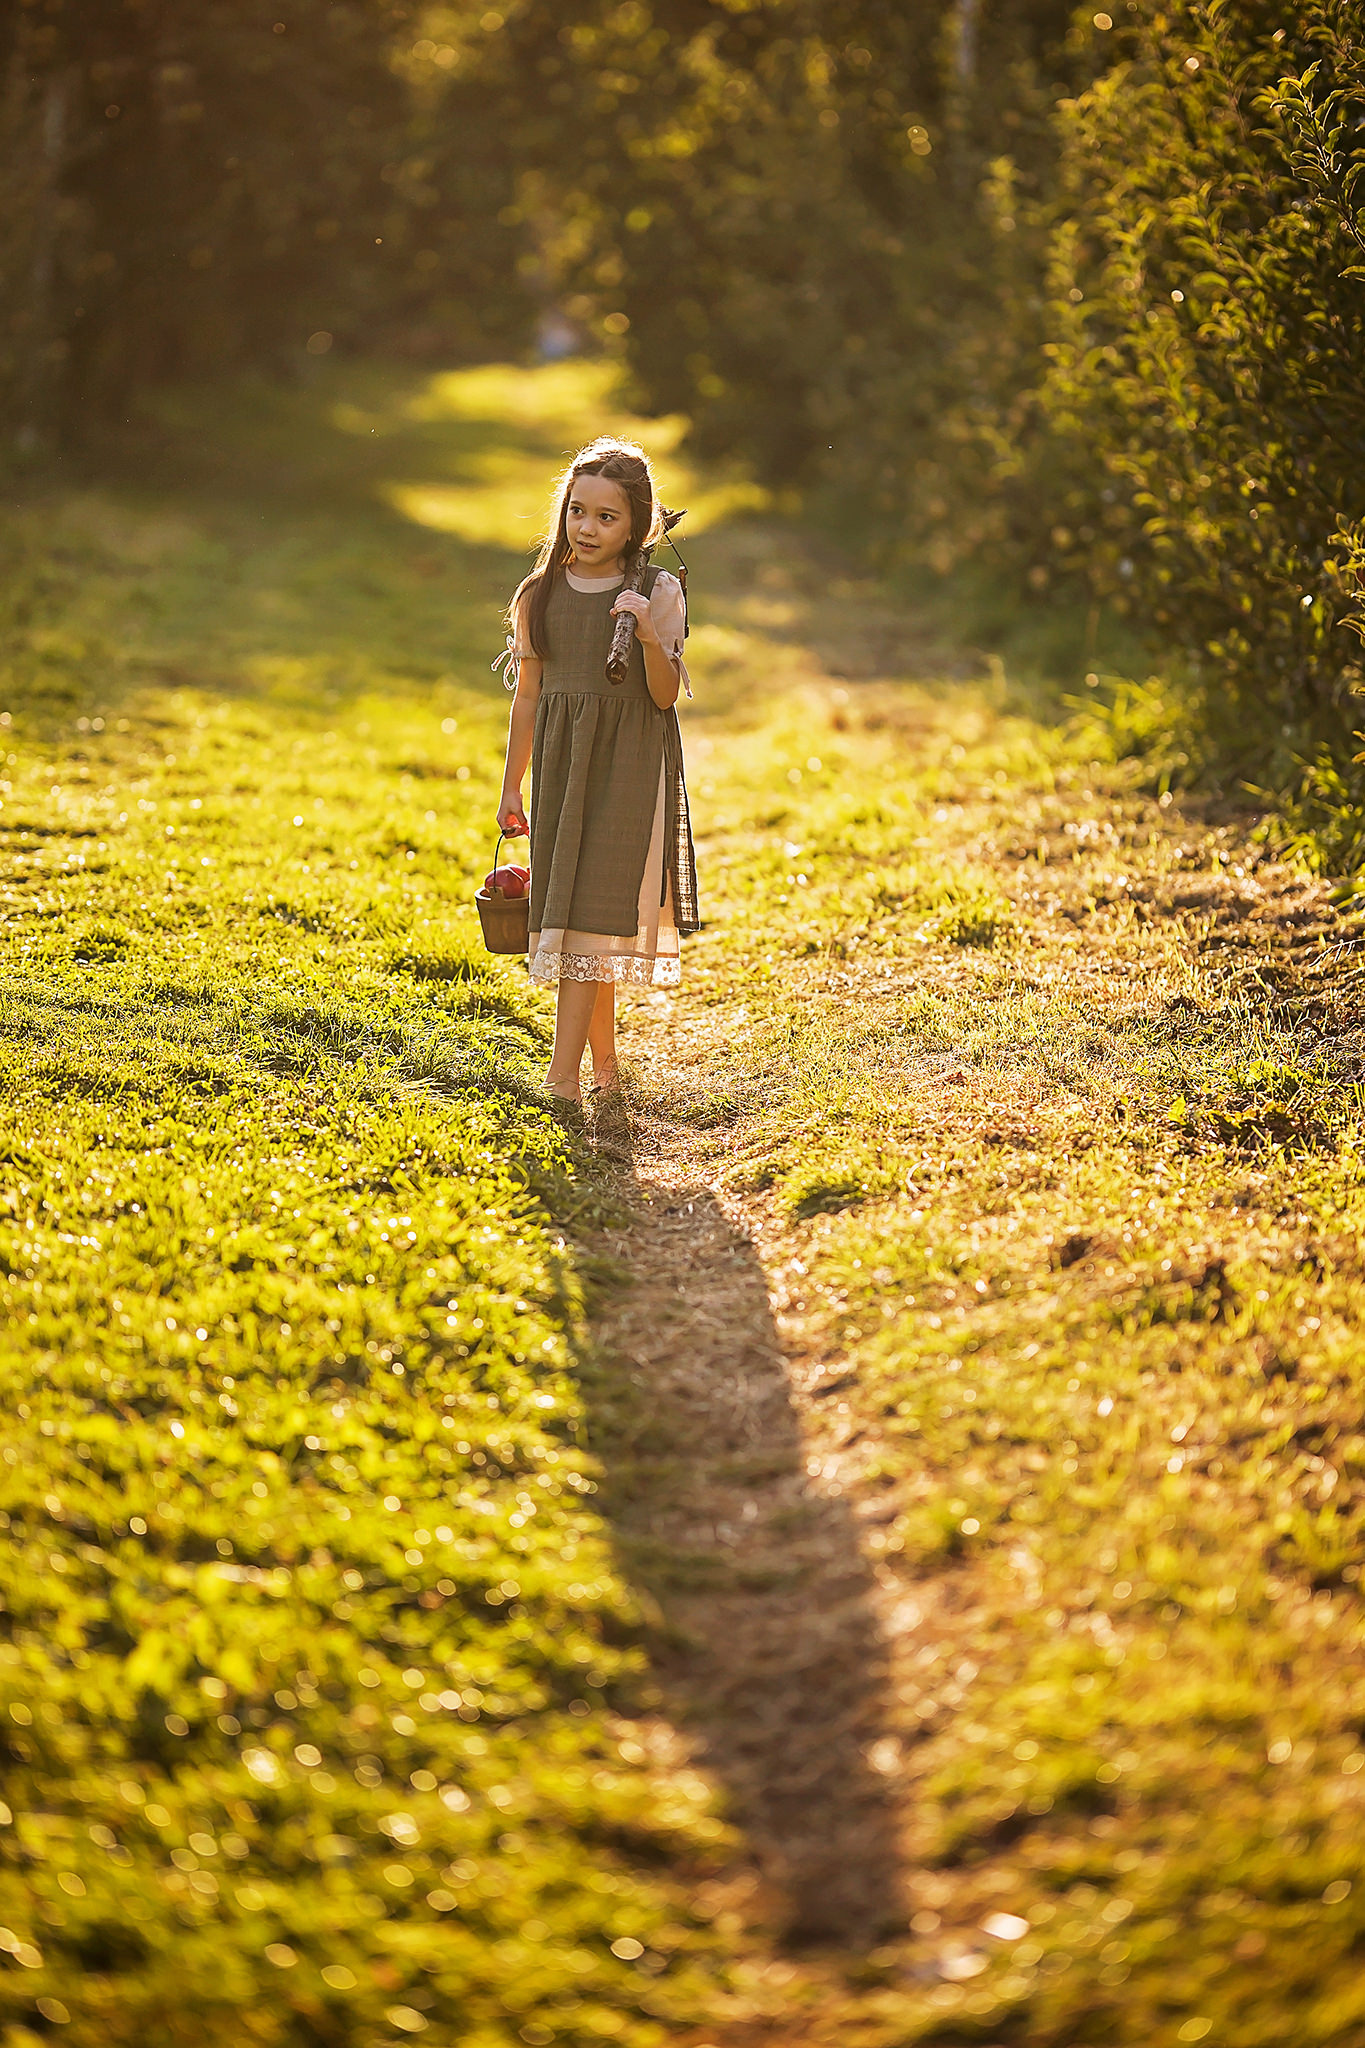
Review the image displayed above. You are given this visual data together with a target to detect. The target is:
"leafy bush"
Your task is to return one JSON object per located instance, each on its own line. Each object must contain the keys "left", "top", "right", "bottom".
{"left": 1039, "top": 1, "right": 1365, "bottom": 780}
{"left": 1262, "top": 738, "right": 1365, "bottom": 884}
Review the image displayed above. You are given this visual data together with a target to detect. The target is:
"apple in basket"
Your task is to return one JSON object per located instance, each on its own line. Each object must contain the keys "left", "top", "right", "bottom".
{"left": 484, "top": 861, "right": 530, "bottom": 899}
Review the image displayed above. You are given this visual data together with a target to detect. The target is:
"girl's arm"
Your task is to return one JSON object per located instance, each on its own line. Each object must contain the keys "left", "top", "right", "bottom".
{"left": 610, "top": 590, "right": 680, "bottom": 709}
{"left": 498, "top": 657, "right": 542, "bottom": 833}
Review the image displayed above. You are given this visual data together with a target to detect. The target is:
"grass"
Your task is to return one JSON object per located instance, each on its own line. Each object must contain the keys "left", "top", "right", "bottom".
{"left": 5, "top": 353, "right": 1365, "bottom": 2047}
{"left": 621, "top": 665, "right": 1365, "bottom": 2044}
{"left": 0, "top": 361, "right": 753, "bottom": 2048}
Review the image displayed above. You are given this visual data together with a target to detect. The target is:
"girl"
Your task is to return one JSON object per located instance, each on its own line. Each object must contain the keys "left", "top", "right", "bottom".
{"left": 496, "top": 437, "right": 699, "bottom": 1108}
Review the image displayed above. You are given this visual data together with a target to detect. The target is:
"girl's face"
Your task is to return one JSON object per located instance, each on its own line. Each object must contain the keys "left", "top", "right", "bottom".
{"left": 565, "top": 473, "right": 634, "bottom": 570}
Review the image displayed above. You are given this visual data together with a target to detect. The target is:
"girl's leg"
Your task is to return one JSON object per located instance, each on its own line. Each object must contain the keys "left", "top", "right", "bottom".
{"left": 586, "top": 981, "right": 618, "bottom": 1091}
{"left": 545, "top": 977, "right": 600, "bottom": 1100}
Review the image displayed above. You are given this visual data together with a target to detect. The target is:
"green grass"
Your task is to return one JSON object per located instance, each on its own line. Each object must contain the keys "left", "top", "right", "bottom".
{"left": 7, "top": 353, "right": 1365, "bottom": 2048}
{"left": 627, "top": 675, "right": 1365, "bottom": 2045}
{"left": 0, "top": 362, "right": 752, "bottom": 2048}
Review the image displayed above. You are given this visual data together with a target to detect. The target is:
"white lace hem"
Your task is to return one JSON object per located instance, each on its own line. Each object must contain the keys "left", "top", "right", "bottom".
{"left": 528, "top": 949, "right": 681, "bottom": 987}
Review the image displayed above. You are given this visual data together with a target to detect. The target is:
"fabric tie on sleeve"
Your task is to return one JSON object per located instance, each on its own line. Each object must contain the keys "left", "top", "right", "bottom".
{"left": 492, "top": 637, "right": 519, "bottom": 690}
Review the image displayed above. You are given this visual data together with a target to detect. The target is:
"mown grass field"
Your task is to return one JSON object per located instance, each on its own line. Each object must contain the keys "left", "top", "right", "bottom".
{"left": 0, "top": 363, "right": 755, "bottom": 2048}
{"left": 6, "top": 358, "right": 1365, "bottom": 2048}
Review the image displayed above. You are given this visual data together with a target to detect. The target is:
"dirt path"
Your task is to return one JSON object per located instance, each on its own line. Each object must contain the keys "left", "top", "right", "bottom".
{"left": 590, "top": 1119, "right": 904, "bottom": 1951}
{"left": 581, "top": 704, "right": 1363, "bottom": 2033}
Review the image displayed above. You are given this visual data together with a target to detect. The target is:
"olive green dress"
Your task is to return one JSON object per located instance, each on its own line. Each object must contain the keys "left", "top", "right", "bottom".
{"left": 525, "top": 565, "right": 699, "bottom": 986}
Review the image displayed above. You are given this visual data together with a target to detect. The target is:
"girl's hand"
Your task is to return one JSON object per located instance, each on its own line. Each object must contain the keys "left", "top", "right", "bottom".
{"left": 610, "top": 589, "right": 659, "bottom": 643}
{"left": 498, "top": 795, "right": 528, "bottom": 837}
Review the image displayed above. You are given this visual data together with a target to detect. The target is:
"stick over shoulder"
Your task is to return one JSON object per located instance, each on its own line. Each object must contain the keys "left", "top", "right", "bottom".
{"left": 605, "top": 505, "right": 686, "bottom": 685}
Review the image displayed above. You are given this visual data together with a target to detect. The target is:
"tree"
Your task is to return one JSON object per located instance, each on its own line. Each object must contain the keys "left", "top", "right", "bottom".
{"left": 450, "top": 0, "right": 1075, "bottom": 554}
{"left": 0, "top": 0, "right": 532, "bottom": 453}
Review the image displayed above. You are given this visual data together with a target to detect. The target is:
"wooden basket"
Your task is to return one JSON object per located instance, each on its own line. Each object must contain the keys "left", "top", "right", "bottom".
{"left": 476, "top": 886, "right": 529, "bottom": 955}
{"left": 476, "top": 831, "right": 530, "bottom": 956}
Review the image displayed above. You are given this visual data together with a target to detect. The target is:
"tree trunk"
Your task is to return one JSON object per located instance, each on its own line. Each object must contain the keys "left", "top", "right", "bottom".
{"left": 945, "top": 0, "right": 983, "bottom": 195}
{"left": 953, "top": 0, "right": 981, "bottom": 86}
{"left": 14, "top": 68, "right": 71, "bottom": 452}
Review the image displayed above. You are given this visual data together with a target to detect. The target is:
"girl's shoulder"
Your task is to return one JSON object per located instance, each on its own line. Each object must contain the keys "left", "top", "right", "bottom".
{"left": 508, "top": 577, "right": 538, "bottom": 654}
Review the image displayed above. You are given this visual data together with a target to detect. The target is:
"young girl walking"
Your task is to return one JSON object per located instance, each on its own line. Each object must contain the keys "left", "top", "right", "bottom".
{"left": 496, "top": 437, "right": 699, "bottom": 1109}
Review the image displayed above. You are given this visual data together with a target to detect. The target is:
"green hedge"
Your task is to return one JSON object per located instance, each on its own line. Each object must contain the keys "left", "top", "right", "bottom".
{"left": 1037, "top": 1, "right": 1365, "bottom": 776}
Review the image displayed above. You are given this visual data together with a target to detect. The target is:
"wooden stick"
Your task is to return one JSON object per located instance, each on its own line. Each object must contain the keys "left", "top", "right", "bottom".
{"left": 606, "top": 506, "right": 686, "bottom": 685}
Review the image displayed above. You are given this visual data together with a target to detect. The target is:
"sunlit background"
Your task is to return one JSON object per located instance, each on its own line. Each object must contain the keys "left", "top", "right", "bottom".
{"left": 7, "top": 4, "right": 1365, "bottom": 804}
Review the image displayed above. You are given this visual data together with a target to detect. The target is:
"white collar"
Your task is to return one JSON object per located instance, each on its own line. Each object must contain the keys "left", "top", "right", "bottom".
{"left": 565, "top": 567, "right": 625, "bottom": 593}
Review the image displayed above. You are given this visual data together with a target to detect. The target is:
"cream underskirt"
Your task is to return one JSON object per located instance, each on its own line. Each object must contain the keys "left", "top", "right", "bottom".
{"left": 528, "top": 761, "right": 680, "bottom": 987}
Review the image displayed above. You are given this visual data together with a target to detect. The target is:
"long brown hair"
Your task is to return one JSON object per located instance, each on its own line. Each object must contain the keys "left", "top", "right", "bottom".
{"left": 506, "top": 437, "right": 660, "bottom": 665}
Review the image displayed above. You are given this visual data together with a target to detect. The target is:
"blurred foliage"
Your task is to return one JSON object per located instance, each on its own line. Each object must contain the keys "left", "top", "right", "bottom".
{"left": 446, "top": 0, "right": 1081, "bottom": 563}
{"left": 15, "top": 0, "right": 1365, "bottom": 819}
{"left": 0, "top": 0, "right": 533, "bottom": 448}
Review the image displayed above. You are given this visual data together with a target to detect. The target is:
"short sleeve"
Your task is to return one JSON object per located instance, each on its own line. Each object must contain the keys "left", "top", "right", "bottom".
{"left": 510, "top": 588, "right": 533, "bottom": 658}
{"left": 649, "top": 571, "right": 686, "bottom": 660}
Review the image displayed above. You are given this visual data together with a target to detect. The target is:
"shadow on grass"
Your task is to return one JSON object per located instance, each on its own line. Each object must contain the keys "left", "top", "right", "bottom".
{"left": 9, "top": 351, "right": 992, "bottom": 745}
{"left": 4, "top": 980, "right": 553, "bottom": 1122}
{"left": 4, "top": 358, "right": 566, "bottom": 735}
{"left": 582, "top": 1132, "right": 903, "bottom": 1948}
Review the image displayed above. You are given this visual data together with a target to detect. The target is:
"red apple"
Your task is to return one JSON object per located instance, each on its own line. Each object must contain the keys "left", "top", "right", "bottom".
{"left": 485, "top": 863, "right": 530, "bottom": 899}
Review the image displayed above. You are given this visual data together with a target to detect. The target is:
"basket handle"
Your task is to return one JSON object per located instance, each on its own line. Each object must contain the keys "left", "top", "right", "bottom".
{"left": 491, "top": 824, "right": 527, "bottom": 877}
